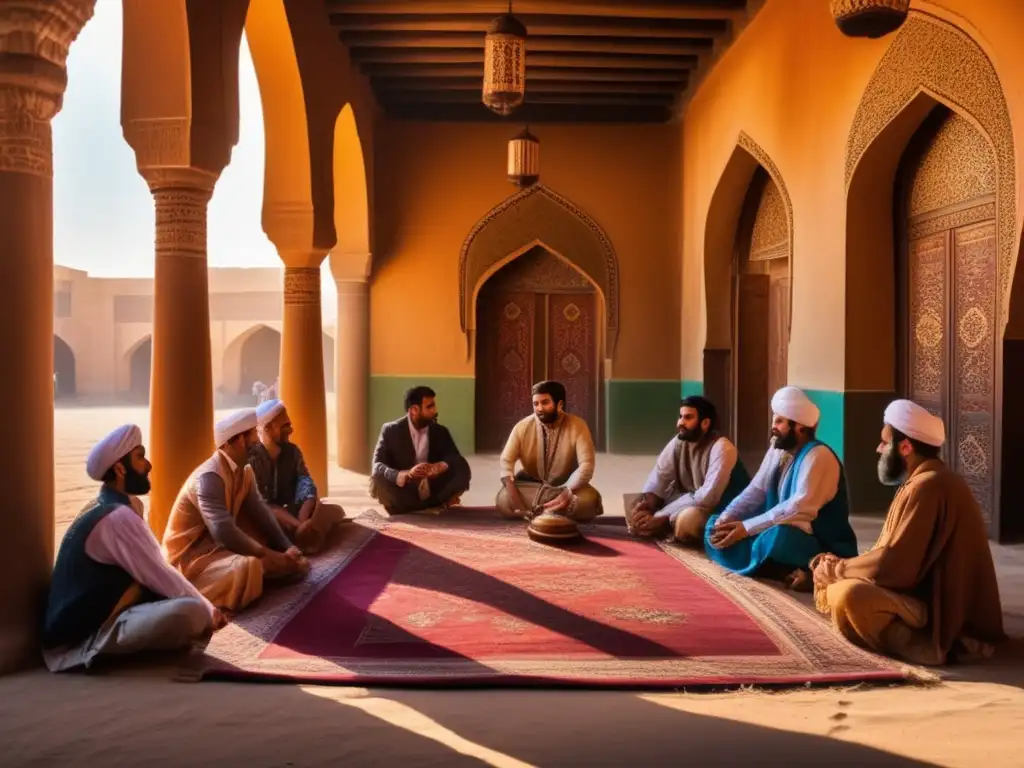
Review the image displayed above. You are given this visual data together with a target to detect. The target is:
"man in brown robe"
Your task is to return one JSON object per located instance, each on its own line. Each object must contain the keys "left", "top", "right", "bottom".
{"left": 812, "top": 399, "right": 1005, "bottom": 665}
{"left": 162, "top": 409, "right": 308, "bottom": 613}
{"left": 496, "top": 380, "right": 602, "bottom": 521}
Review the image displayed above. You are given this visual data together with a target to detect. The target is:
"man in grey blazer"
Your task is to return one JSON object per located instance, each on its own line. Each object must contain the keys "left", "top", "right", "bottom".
{"left": 369, "top": 385, "right": 472, "bottom": 514}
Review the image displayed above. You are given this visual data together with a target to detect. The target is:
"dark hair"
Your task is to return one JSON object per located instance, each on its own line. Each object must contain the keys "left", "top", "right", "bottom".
{"left": 890, "top": 426, "right": 941, "bottom": 460}
{"left": 404, "top": 385, "right": 436, "bottom": 411}
{"left": 101, "top": 455, "right": 128, "bottom": 484}
{"left": 680, "top": 396, "right": 718, "bottom": 431}
{"left": 532, "top": 380, "right": 567, "bottom": 409}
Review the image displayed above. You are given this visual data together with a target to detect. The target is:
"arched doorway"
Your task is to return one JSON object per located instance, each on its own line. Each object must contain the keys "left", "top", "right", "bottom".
{"left": 896, "top": 105, "right": 997, "bottom": 519}
{"left": 474, "top": 246, "right": 600, "bottom": 452}
{"left": 703, "top": 133, "right": 793, "bottom": 469}
{"left": 53, "top": 335, "right": 76, "bottom": 398}
{"left": 239, "top": 325, "right": 281, "bottom": 396}
{"left": 128, "top": 336, "right": 152, "bottom": 403}
{"left": 843, "top": 12, "right": 1016, "bottom": 536}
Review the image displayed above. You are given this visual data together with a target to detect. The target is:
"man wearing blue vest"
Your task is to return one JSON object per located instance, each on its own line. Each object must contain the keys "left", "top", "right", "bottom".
{"left": 705, "top": 386, "right": 858, "bottom": 588}
{"left": 42, "top": 424, "right": 222, "bottom": 672}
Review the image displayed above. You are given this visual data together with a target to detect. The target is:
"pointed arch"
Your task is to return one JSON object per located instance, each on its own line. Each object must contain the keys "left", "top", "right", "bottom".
{"left": 459, "top": 184, "right": 620, "bottom": 355}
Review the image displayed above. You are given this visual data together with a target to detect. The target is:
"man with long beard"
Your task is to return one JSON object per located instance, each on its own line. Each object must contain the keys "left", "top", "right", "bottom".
{"left": 811, "top": 399, "right": 1004, "bottom": 665}
{"left": 43, "top": 425, "right": 222, "bottom": 672}
{"left": 369, "top": 386, "right": 471, "bottom": 515}
{"left": 496, "top": 380, "right": 603, "bottom": 521}
{"left": 249, "top": 399, "right": 347, "bottom": 554}
{"left": 162, "top": 409, "right": 308, "bottom": 613}
{"left": 626, "top": 396, "right": 750, "bottom": 544}
{"left": 706, "top": 386, "right": 858, "bottom": 585}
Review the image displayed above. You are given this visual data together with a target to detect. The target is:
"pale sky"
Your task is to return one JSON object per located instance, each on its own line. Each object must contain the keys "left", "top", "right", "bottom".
{"left": 53, "top": 0, "right": 336, "bottom": 317}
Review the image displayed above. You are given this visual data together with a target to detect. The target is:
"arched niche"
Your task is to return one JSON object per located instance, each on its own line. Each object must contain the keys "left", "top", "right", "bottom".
{"left": 702, "top": 131, "right": 794, "bottom": 441}
{"left": 844, "top": 11, "right": 1017, "bottom": 538}
{"left": 459, "top": 184, "right": 619, "bottom": 359}
{"left": 125, "top": 335, "right": 152, "bottom": 403}
{"left": 53, "top": 335, "right": 76, "bottom": 399}
{"left": 223, "top": 324, "right": 282, "bottom": 396}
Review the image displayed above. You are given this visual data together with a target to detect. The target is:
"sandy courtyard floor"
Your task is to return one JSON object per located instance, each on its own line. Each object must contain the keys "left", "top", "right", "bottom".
{"left": 2, "top": 405, "right": 1023, "bottom": 766}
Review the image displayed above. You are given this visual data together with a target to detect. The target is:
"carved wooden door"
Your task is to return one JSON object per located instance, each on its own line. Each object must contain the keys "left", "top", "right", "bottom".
{"left": 768, "top": 269, "right": 790, "bottom": 399}
{"left": 475, "top": 292, "right": 535, "bottom": 453}
{"left": 736, "top": 273, "right": 771, "bottom": 465}
{"left": 906, "top": 214, "right": 997, "bottom": 521}
{"left": 548, "top": 293, "right": 597, "bottom": 436}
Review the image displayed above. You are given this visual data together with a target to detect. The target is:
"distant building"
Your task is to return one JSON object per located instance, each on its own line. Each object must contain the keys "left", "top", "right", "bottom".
{"left": 53, "top": 265, "right": 335, "bottom": 404}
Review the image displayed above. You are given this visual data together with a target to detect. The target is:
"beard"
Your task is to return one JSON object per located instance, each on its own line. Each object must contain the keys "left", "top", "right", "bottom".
{"left": 411, "top": 413, "right": 435, "bottom": 430}
{"left": 877, "top": 444, "right": 907, "bottom": 486}
{"left": 771, "top": 429, "right": 798, "bottom": 451}
{"left": 122, "top": 460, "right": 152, "bottom": 496}
{"left": 677, "top": 425, "right": 704, "bottom": 442}
{"left": 537, "top": 409, "right": 559, "bottom": 424}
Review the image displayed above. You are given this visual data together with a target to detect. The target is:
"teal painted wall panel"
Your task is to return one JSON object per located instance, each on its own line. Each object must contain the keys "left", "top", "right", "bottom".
{"left": 804, "top": 389, "right": 845, "bottom": 461}
{"left": 605, "top": 380, "right": 679, "bottom": 453}
{"left": 681, "top": 380, "right": 703, "bottom": 399}
{"left": 368, "top": 376, "right": 476, "bottom": 457}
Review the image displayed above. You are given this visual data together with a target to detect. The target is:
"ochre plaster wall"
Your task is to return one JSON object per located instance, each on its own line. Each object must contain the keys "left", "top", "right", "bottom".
{"left": 679, "top": 0, "right": 1024, "bottom": 391}
{"left": 371, "top": 120, "right": 682, "bottom": 381}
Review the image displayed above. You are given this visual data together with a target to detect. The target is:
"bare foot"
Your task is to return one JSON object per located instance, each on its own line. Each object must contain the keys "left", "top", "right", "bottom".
{"left": 786, "top": 569, "right": 813, "bottom": 592}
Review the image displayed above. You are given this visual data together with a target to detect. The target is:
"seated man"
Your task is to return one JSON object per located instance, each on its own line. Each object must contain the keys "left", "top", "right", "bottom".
{"left": 249, "top": 399, "right": 347, "bottom": 554}
{"left": 627, "top": 396, "right": 749, "bottom": 545}
{"left": 812, "top": 399, "right": 1004, "bottom": 666}
{"left": 497, "top": 380, "right": 603, "bottom": 521}
{"left": 706, "top": 386, "right": 858, "bottom": 585}
{"left": 43, "top": 425, "right": 222, "bottom": 672}
{"left": 369, "top": 385, "right": 471, "bottom": 515}
{"left": 162, "top": 409, "right": 308, "bottom": 613}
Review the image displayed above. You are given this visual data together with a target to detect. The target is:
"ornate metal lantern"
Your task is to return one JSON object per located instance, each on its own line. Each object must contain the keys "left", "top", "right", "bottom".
{"left": 507, "top": 127, "right": 539, "bottom": 187}
{"left": 830, "top": 0, "right": 910, "bottom": 38}
{"left": 483, "top": 4, "right": 527, "bottom": 116}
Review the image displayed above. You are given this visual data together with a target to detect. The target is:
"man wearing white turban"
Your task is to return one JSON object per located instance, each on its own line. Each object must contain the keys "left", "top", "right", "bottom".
{"left": 705, "top": 386, "right": 858, "bottom": 585}
{"left": 811, "top": 399, "right": 1005, "bottom": 665}
{"left": 162, "top": 409, "right": 308, "bottom": 613}
{"left": 249, "top": 399, "right": 347, "bottom": 553}
{"left": 43, "top": 425, "right": 222, "bottom": 672}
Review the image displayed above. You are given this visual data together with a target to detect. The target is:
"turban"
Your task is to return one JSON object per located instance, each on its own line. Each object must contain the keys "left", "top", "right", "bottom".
{"left": 256, "top": 399, "right": 286, "bottom": 428}
{"left": 771, "top": 386, "right": 820, "bottom": 428}
{"left": 884, "top": 399, "right": 945, "bottom": 447}
{"left": 215, "top": 408, "right": 258, "bottom": 447}
{"left": 86, "top": 424, "right": 142, "bottom": 482}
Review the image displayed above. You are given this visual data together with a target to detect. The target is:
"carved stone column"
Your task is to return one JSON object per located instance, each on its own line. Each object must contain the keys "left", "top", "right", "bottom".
{"left": 333, "top": 278, "right": 370, "bottom": 473}
{"left": 280, "top": 264, "right": 329, "bottom": 496}
{"left": 0, "top": 0, "right": 95, "bottom": 674}
{"left": 140, "top": 166, "right": 218, "bottom": 539}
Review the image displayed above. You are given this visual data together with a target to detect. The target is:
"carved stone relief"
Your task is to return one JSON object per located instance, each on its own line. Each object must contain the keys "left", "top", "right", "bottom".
{"left": 909, "top": 113, "right": 995, "bottom": 217}
{"left": 153, "top": 186, "right": 212, "bottom": 260}
{"left": 749, "top": 177, "right": 789, "bottom": 261}
{"left": 846, "top": 12, "right": 1016, "bottom": 311}
{"left": 284, "top": 267, "right": 321, "bottom": 307}
{"left": 488, "top": 245, "right": 594, "bottom": 293}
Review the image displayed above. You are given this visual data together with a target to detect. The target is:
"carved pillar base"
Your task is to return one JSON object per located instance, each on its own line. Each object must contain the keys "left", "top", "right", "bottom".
{"left": 144, "top": 168, "right": 217, "bottom": 539}
{"left": 335, "top": 280, "right": 370, "bottom": 473}
{"left": 281, "top": 265, "right": 329, "bottom": 496}
{"left": 0, "top": 0, "right": 95, "bottom": 674}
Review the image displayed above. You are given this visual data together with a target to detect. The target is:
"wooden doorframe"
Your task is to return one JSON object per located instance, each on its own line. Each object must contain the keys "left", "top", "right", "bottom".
{"left": 471, "top": 243, "right": 607, "bottom": 451}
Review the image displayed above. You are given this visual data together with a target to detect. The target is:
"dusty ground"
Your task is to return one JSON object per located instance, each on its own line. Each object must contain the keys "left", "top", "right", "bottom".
{"left": 2, "top": 405, "right": 1023, "bottom": 767}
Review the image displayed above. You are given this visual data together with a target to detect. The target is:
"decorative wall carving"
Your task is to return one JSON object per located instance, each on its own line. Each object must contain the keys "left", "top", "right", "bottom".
{"left": 459, "top": 183, "right": 619, "bottom": 353}
{"left": 845, "top": 12, "right": 1016, "bottom": 311}
{"left": 153, "top": 185, "right": 212, "bottom": 260}
{"left": 909, "top": 113, "right": 995, "bottom": 216}
{"left": 749, "top": 177, "right": 789, "bottom": 261}
{"left": 124, "top": 118, "right": 191, "bottom": 170}
{"left": 0, "top": 0, "right": 95, "bottom": 67}
{"left": 490, "top": 245, "right": 594, "bottom": 293}
{"left": 284, "top": 267, "right": 321, "bottom": 307}
{"left": 909, "top": 201, "right": 995, "bottom": 240}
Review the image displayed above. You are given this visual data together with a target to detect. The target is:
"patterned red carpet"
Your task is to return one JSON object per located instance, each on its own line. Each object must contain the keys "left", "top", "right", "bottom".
{"left": 201, "top": 512, "right": 911, "bottom": 687}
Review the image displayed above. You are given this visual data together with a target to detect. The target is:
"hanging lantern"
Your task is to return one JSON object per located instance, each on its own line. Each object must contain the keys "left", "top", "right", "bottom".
{"left": 507, "top": 127, "right": 539, "bottom": 187}
{"left": 830, "top": 0, "right": 910, "bottom": 39}
{"left": 483, "top": 5, "right": 527, "bottom": 116}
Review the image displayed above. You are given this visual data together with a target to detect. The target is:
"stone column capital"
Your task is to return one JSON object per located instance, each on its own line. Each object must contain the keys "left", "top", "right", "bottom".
{"left": 0, "top": 0, "right": 96, "bottom": 67}
{"left": 139, "top": 164, "right": 218, "bottom": 195}
{"left": 264, "top": 203, "right": 327, "bottom": 267}
{"left": 329, "top": 250, "right": 372, "bottom": 283}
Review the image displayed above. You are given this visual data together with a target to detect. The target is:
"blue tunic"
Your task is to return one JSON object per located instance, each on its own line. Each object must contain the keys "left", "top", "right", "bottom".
{"left": 703, "top": 441, "right": 858, "bottom": 576}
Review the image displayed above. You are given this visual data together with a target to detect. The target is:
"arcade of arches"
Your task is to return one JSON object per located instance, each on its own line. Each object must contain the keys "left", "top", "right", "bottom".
{"left": 3, "top": 0, "right": 1024, "bottom": 672}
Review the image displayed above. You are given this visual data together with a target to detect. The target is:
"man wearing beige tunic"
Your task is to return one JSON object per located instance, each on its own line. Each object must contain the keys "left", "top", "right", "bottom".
{"left": 162, "top": 409, "right": 309, "bottom": 613}
{"left": 496, "top": 380, "right": 603, "bottom": 521}
{"left": 812, "top": 399, "right": 1005, "bottom": 665}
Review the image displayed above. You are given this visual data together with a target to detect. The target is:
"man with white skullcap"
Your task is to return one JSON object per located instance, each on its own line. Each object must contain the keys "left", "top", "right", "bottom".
{"left": 706, "top": 386, "right": 858, "bottom": 585}
{"left": 249, "top": 399, "right": 347, "bottom": 554}
{"left": 42, "top": 425, "right": 222, "bottom": 672}
{"left": 811, "top": 399, "right": 1004, "bottom": 665}
{"left": 162, "top": 408, "right": 308, "bottom": 613}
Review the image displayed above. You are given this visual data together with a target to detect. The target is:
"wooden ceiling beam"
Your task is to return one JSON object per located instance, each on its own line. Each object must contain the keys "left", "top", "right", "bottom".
{"left": 372, "top": 78, "right": 681, "bottom": 93}
{"left": 333, "top": 17, "right": 727, "bottom": 39}
{"left": 366, "top": 64, "right": 689, "bottom": 82}
{"left": 351, "top": 49, "right": 698, "bottom": 68}
{"left": 377, "top": 90, "right": 676, "bottom": 105}
{"left": 342, "top": 33, "right": 713, "bottom": 53}
{"left": 381, "top": 102, "right": 674, "bottom": 123}
{"left": 327, "top": 2, "right": 745, "bottom": 22}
